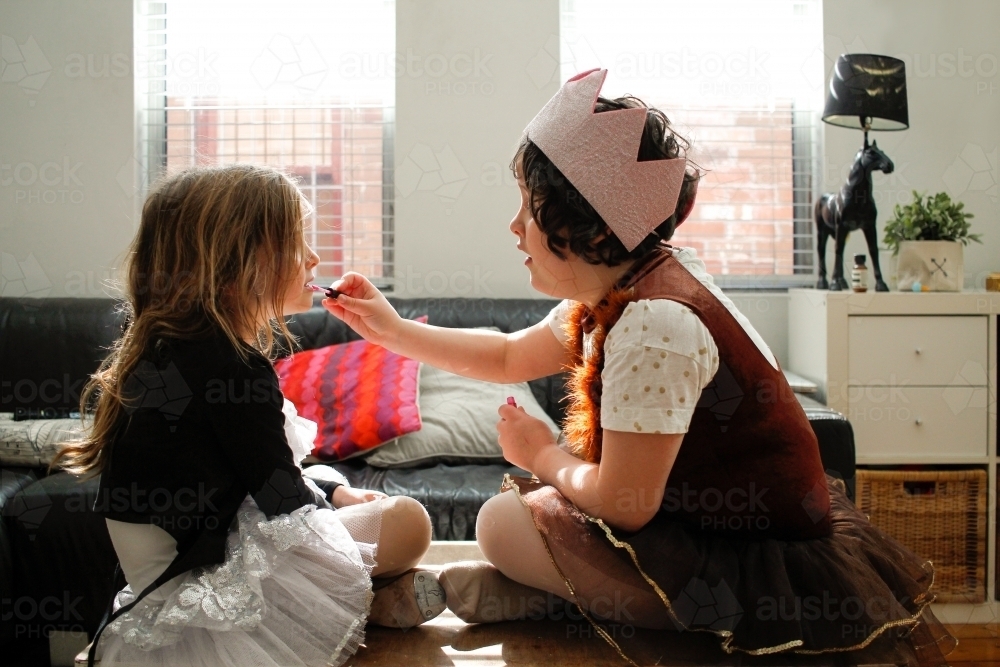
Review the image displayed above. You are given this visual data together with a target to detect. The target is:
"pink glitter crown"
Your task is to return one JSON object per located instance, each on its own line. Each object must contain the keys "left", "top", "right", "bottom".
{"left": 524, "top": 68, "right": 689, "bottom": 252}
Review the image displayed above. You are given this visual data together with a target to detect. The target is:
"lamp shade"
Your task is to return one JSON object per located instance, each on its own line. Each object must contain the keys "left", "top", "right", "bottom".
{"left": 822, "top": 54, "right": 908, "bottom": 131}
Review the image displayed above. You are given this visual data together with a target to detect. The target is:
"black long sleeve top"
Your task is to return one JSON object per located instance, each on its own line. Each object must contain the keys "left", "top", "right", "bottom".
{"left": 96, "top": 329, "right": 332, "bottom": 575}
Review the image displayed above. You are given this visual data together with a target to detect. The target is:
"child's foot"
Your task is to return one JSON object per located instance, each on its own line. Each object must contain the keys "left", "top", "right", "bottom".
{"left": 368, "top": 569, "right": 446, "bottom": 628}
{"left": 439, "top": 560, "right": 557, "bottom": 623}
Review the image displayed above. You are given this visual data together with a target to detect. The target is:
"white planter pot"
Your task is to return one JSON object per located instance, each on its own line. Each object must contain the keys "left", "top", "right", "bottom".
{"left": 896, "top": 240, "right": 964, "bottom": 292}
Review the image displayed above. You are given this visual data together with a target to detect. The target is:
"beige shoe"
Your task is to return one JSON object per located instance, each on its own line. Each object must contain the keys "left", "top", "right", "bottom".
{"left": 439, "top": 560, "right": 556, "bottom": 624}
{"left": 368, "top": 569, "right": 447, "bottom": 628}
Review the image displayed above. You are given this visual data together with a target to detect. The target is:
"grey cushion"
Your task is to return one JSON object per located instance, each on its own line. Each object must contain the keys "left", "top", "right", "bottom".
{"left": 365, "top": 363, "right": 560, "bottom": 468}
{"left": 0, "top": 415, "right": 90, "bottom": 467}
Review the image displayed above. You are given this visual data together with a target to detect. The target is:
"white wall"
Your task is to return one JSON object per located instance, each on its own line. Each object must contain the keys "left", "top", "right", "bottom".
{"left": 0, "top": 0, "right": 136, "bottom": 299}
{"left": 822, "top": 0, "right": 1000, "bottom": 290}
{"left": 728, "top": 293, "right": 789, "bottom": 366}
{"left": 393, "top": 0, "right": 559, "bottom": 300}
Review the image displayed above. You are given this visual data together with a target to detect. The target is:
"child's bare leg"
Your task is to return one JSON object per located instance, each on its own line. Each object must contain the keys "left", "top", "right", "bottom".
{"left": 476, "top": 490, "right": 566, "bottom": 592}
{"left": 438, "top": 490, "right": 566, "bottom": 622}
{"left": 468, "top": 489, "right": 673, "bottom": 629}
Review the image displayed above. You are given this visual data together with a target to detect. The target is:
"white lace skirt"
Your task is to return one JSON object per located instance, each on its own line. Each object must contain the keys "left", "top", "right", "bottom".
{"left": 96, "top": 497, "right": 378, "bottom": 667}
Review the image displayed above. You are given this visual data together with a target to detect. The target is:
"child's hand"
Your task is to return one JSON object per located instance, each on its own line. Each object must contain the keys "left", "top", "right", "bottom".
{"left": 321, "top": 272, "right": 402, "bottom": 347}
{"left": 496, "top": 403, "right": 558, "bottom": 473}
{"left": 333, "top": 486, "right": 387, "bottom": 508}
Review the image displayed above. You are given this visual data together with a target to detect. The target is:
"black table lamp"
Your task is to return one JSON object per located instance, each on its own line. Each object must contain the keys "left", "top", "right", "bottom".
{"left": 822, "top": 53, "right": 909, "bottom": 143}
{"left": 814, "top": 54, "right": 909, "bottom": 292}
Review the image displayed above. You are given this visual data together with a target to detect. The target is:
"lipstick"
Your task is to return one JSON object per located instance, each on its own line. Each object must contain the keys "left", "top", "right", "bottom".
{"left": 308, "top": 284, "right": 342, "bottom": 299}
{"left": 506, "top": 396, "right": 517, "bottom": 407}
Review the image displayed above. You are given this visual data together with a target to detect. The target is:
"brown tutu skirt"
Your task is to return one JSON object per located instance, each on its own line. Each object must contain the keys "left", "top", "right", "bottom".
{"left": 502, "top": 472, "right": 959, "bottom": 667}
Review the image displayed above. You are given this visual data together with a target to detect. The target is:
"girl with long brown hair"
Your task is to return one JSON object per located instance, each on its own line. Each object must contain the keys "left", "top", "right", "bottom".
{"left": 57, "top": 164, "right": 445, "bottom": 667}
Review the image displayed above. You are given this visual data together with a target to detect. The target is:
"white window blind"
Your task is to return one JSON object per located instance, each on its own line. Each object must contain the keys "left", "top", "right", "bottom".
{"left": 562, "top": 0, "right": 823, "bottom": 286}
{"left": 136, "top": 0, "right": 395, "bottom": 289}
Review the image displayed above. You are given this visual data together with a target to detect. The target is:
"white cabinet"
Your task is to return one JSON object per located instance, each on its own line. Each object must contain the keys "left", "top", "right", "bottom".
{"left": 847, "top": 316, "right": 988, "bottom": 387}
{"left": 849, "top": 386, "right": 989, "bottom": 460}
{"left": 788, "top": 289, "right": 1000, "bottom": 622}
{"left": 788, "top": 290, "right": 997, "bottom": 464}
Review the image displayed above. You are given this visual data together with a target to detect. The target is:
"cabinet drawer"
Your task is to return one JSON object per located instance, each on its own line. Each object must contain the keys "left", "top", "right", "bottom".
{"left": 849, "top": 386, "right": 988, "bottom": 460}
{"left": 848, "top": 316, "right": 987, "bottom": 386}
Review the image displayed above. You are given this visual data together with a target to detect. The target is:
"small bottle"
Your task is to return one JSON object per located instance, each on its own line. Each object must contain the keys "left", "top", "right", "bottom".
{"left": 851, "top": 254, "right": 868, "bottom": 292}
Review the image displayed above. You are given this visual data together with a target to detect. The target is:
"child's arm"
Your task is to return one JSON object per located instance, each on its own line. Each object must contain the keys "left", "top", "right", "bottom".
{"left": 333, "top": 486, "right": 388, "bottom": 507}
{"left": 538, "top": 429, "right": 683, "bottom": 532}
{"left": 304, "top": 466, "right": 388, "bottom": 508}
{"left": 388, "top": 315, "right": 569, "bottom": 384}
{"left": 323, "top": 272, "right": 569, "bottom": 384}
{"left": 497, "top": 404, "right": 683, "bottom": 532}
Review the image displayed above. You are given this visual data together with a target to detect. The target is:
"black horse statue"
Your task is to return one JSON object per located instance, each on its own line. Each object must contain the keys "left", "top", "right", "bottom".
{"left": 814, "top": 137, "right": 893, "bottom": 291}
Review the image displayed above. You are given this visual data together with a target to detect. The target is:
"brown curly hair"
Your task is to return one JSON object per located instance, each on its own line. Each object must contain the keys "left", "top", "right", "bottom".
{"left": 512, "top": 95, "right": 701, "bottom": 267}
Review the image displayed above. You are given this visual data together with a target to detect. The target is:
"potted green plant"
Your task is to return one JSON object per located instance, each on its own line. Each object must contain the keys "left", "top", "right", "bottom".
{"left": 882, "top": 190, "right": 981, "bottom": 292}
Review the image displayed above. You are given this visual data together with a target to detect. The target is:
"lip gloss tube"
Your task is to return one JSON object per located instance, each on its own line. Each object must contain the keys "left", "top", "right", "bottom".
{"left": 308, "top": 284, "right": 342, "bottom": 299}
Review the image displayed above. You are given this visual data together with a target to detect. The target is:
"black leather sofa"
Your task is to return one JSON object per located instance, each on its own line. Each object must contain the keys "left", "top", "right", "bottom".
{"left": 0, "top": 296, "right": 855, "bottom": 654}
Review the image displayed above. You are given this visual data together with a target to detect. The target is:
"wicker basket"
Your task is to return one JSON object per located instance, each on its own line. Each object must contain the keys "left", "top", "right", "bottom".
{"left": 855, "top": 469, "right": 987, "bottom": 603}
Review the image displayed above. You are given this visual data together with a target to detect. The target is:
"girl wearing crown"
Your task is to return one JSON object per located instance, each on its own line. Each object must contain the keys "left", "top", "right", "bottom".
{"left": 325, "top": 69, "right": 956, "bottom": 666}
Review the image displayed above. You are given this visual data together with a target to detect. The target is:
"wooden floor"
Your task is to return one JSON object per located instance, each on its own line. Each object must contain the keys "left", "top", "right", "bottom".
{"left": 345, "top": 543, "right": 1000, "bottom": 667}
{"left": 351, "top": 616, "right": 1000, "bottom": 667}
{"left": 346, "top": 544, "right": 995, "bottom": 666}
{"left": 942, "top": 623, "right": 1000, "bottom": 665}
{"left": 52, "top": 545, "right": 1000, "bottom": 666}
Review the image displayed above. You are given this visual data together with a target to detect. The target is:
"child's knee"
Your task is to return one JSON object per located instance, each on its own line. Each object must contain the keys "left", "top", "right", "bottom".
{"left": 476, "top": 491, "right": 525, "bottom": 567}
{"left": 383, "top": 495, "right": 432, "bottom": 547}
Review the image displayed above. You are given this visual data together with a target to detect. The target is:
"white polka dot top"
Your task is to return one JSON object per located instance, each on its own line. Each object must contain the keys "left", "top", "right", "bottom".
{"left": 544, "top": 247, "right": 779, "bottom": 435}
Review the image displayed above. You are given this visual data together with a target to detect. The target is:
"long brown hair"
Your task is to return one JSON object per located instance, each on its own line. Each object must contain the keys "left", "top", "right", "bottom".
{"left": 51, "top": 164, "right": 309, "bottom": 476}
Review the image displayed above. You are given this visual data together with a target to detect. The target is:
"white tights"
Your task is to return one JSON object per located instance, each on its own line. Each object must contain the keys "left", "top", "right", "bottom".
{"left": 336, "top": 495, "right": 432, "bottom": 579}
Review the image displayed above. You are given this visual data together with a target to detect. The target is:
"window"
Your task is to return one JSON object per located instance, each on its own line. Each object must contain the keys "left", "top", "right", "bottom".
{"left": 562, "top": 0, "right": 823, "bottom": 285}
{"left": 136, "top": 0, "right": 395, "bottom": 288}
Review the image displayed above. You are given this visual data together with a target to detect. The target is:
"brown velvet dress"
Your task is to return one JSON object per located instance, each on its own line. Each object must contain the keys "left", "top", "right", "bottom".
{"left": 503, "top": 242, "right": 958, "bottom": 666}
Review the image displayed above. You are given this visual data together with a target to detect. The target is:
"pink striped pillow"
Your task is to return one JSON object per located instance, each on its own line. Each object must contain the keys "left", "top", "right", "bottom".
{"left": 274, "top": 317, "right": 426, "bottom": 461}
